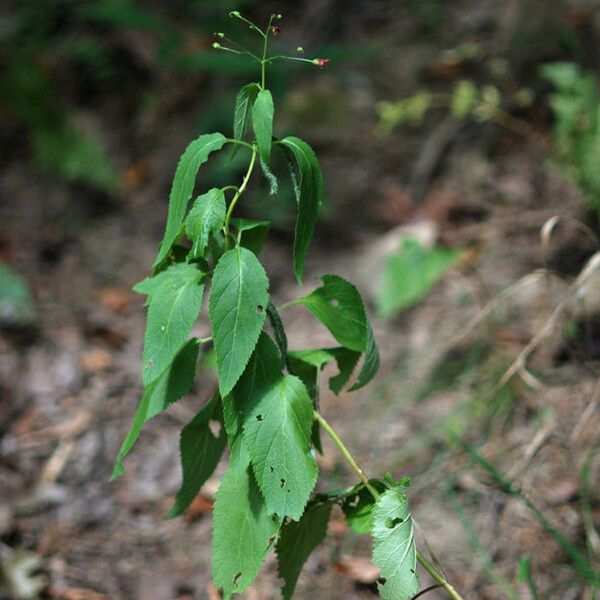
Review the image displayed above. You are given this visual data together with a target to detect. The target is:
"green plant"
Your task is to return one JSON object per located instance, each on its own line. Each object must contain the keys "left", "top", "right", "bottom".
{"left": 542, "top": 62, "right": 600, "bottom": 215}
{"left": 112, "top": 13, "right": 464, "bottom": 600}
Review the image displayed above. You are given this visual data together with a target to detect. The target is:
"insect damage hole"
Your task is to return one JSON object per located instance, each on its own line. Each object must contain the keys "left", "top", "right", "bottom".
{"left": 377, "top": 576, "right": 387, "bottom": 586}
{"left": 385, "top": 516, "right": 404, "bottom": 528}
{"left": 280, "top": 478, "right": 285, "bottom": 488}
{"left": 330, "top": 298, "right": 340, "bottom": 308}
{"left": 256, "top": 304, "right": 264, "bottom": 313}
{"left": 256, "top": 414, "right": 263, "bottom": 421}
{"left": 233, "top": 572, "right": 242, "bottom": 586}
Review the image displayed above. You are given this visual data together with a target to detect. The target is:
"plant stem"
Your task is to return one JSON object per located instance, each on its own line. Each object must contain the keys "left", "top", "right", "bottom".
{"left": 224, "top": 147, "right": 257, "bottom": 249}
{"left": 260, "top": 14, "right": 275, "bottom": 89}
{"left": 315, "top": 410, "right": 465, "bottom": 600}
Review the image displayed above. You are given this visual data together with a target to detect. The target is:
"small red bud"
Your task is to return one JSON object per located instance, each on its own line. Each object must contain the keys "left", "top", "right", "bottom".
{"left": 271, "top": 26, "right": 281, "bottom": 36}
{"left": 313, "top": 58, "right": 330, "bottom": 67}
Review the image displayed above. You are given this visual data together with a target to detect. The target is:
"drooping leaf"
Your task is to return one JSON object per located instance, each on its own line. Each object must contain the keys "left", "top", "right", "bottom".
{"left": 153, "top": 132, "right": 227, "bottom": 268}
{"left": 276, "top": 500, "right": 332, "bottom": 599}
{"left": 222, "top": 332, "right": 283, "bottom": 440}
{"left": 185, "top": 188, "right": 226, "bottom": 259}
{"left": 168, "top": 394, "right": 227, "bottom": 518}
{"left": 252, "top": 89, "right": 274, "bottom": 165}
{"left": 209, "top": 247, "right": 269, "bottom": 397}
{"left": 348, "top": 323, "right": 380, "bottom": 392}
{"left": 287, "top": 347, "right": 360, "bottom": 395}
{"left": 377, "top": 238, "right": 461, "bottom": 317}
{"left": 211, "top": 455, "right": 281, "bottom": 597}
{"left": 141, "top": 263, "right": 205, "bottom": 386}
{"left": 111, "top": 339, "right": 199, "bottom": 480}
{"left": 233, "top": 83, "right": 260, "bottom": 144}
{"left": 242, "top": 374, "right": 318, "bottom": 520}
{"left": 230, "top": 218, "right": 271, "bottom": 255}
{"left": 371, "top": 487, "right": 420, "bottom": 600}
{"left": 296, "top": 275, "right": 367, "bottom": 352}
{"left": 279, "top": 136, "right": 323, "bottom": 284}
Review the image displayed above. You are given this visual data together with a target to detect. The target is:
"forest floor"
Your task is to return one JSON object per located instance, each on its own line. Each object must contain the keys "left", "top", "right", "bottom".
{"left": 1, "top": 1, "right": 600, "bottom": 599}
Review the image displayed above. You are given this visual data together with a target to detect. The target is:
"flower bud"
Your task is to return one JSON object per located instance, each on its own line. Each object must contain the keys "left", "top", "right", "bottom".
{"left": 312, "top": 58, "right": 330, "bottom": 67}
{"left": 276, "top": 14, "right": 282, "bottom": 19}
{"left": 215, "top": 32, "right": 225, "bottom": 38}
{"left": 296, "top": 46, "right": 304, "bottom": 53}
{"left": 271, "top": 26, "right": 281, "bottom": 36}
{"left": 229, "top": 10, "right": 240, "bottom": 17}
{"left": 213, "top": 42, "right": 222, "bottom": 49}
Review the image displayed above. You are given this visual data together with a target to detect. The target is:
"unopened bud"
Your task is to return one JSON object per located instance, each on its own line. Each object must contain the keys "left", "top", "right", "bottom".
{"left": 271, "top": 26, "right": 281, "bottom": 36}
{"left": 312, "top": 58, "right": 330, "bottom": 67}
{"left": 296, "top": 46, "right": 304, "bottom": 53}
{"left": 213, "top": 42, "right": 222, "bottom": 49}
{"left": 276, "top": 14, "right": 282, "bottom": 19}
{"left": 229, "top": 10, "right": 240, "bottom": 17}
{"left": 215, "top": 32, "right": 225, "bottom": 38}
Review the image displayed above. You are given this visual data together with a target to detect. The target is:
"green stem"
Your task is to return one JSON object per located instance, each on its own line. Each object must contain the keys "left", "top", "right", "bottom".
{"left": 224, "top": 147, "right": 257, "bottom": 249}
{"left": 260, "top": 14, "right": 275, "bottom": 89}
{"left": 315, "top": 410, "right": 465, "bottom": 600}
{"left": 225, "top": 138, "right": 255, "bottom": 151}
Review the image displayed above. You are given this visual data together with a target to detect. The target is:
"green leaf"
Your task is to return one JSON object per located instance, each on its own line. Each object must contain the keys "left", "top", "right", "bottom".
{"left": 211, "top": 457, "right": 280, "bottom": 596}
{"left": 276, "top": 500, "right": 332, "bottom": 599}
{"left": 153, "top": 132, "right": 227, "bottom": 268}
{"left": 287, "top": 347, "right": 360, "bottom": 395}
{"left": 111, "top": 339, "right": 199, "bottom": 480}
{"left": 168, "top": 394, "right": 227, "bottom": 518}
{"left": 142, "top": 263, "right": 205, "bottom": 386}
{"left": 242, "top": 375, "right": 318, "bottom": 520}
{"left": 252, "top": 89, "right": 274, "bottom": 165}
{"left": 279, "top": 136, "right": 323, "bottom": 284}
{"left": 230, "top": 218, "right": 271, "bottom": 255}
{"left": 377, "top": 238, "right": 461, "bottom": 317}
{"left": 348, "top": 323, "right": 380, "bottom": 392}
{"left": 0, "top": 263, "right": 36, "bottom": 327}
{"left": 266, "top": 302, "right": 289, "bottom": 369}
{"left": 185, "top": 188, "right": 226, "bottom": 259}
{"left": 233, "top": 83, "right": 260, "bottom": 143}
{"left": 371, "top": 487, "right": 420, "bottom": 600}
{"left": 297, "top": 275, "right": 367, "bottom": 352}
{"left": 260, "top": 156, "right": 279, "bottom": 195}
{"left": 222, "top": 332, "right": 283, "bottom": 440}
{"left": 341, "top": 480, "right": 388, "bottom": 534}
{"left": 209, "top": 247, "right": 270, "bottom": 397}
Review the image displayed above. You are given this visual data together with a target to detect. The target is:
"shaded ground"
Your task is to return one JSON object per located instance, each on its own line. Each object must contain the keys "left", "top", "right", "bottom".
{"left": 1, "top": 1, "right": 600, "bottom": 599}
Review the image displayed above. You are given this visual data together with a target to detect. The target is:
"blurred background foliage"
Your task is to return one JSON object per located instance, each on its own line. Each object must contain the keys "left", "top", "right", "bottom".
{"left": 2, "top": 1, "right": 600, "bottom": 598}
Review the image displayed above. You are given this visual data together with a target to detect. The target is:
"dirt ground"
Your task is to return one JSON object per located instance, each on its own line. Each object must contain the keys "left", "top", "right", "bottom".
{"left": 1, "top": 1, "right": 600, "bottom": 599}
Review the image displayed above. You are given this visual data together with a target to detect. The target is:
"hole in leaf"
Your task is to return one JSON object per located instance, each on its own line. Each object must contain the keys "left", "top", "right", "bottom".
{"left": 256, "top": 414, "right": 263, "bottom": 421}
{"left": 385, "top": 517, "right": 404, "bottom": 528}
{"left": 348, "top": 494, "right": 360, "bottom": 507}
{"left": 267, "top": 534, "right": 277, "bottom": 546}
{"left": 377, "top": 576, "right": 387, "bottom": 586}
{"left": 330, "top": 298, "right": 340, "bottom": 308}
{"left": 233, "top": 572, "right": 242, "bottom": 586}
{"left": 146, "top": 360, "right": 154, "bottom": 368}
{"left": 257, "top": 305, "right": 264, "bottom": 313}
{"left": 410, "top": 568, "right": 415, "bottom": 574}
{"left": 208, "top": 419, "right": 221, "bottom": 437}
{"left": 269, "top": 466, "right": 274, "bottom": 473}
{"left": 280, "top": 478, "right": 285, "bottom": 488}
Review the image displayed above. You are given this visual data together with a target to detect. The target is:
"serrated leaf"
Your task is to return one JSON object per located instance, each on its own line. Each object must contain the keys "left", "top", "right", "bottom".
{"left": 266, "top": 302, "right": 289, "bottom": 368}
{"left": 252, "top": 89, "right": 274, "bottom": 165}
{"left": 372, "top": 487, "right": 420, "bottom": 600}
{"left": 211, "top": 457, "right": 280, "bottom": 596}
{"left": 277, "top": 500, "right": 332, "bottom": 599}
{"left": 279, "top": 136, "right": 323, "bottom": 284}
{"left": 242, "top": 374, "right": 318, "bottom": 520}
{"left": 185, "top": 188, "right": 226, "bottom": 259}
{"left": 142, "top": 263, "right": 205, "bottom": 386}
{"left": 168, "top": 394, "right": 227, "bottom": 518}
{"left": 297, "top": 275, "right": 367, "bottom": 352}
{"left": 111, "top": 339, "right": 199, "bottom": 480}
{"left": 230, "top": 218, "right": 271, "bottom": 255}
{"left": 222, "top": 332, "right": 283, "bottom": 440}
{"left": 260, "top": 156, "right": 279, "bottom": 194}
{"left": 153, "top": 132, "right": 227, "bottom": 268}
{"left": 377, "top": 238, "right": 461, "bottom": 317}
{"left": 233, "top": 83, "right": 260, "bottom": 143}
{"left": 209, "top": 247, "right": 269, "bottom": 397}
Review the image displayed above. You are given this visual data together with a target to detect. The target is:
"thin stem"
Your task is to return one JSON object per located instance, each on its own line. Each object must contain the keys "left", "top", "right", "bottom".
{"left": 264, "top": 55, "right": 316, "bottom": 65}
{"left": 260, "top": 14, "right": 275, "bottom": 89}
{"left": 224, "top": 147, "right": 257, "bottom": 249}
{"left": 220, "top": 185, "right": 240, "bottom": 194}
{"left": 313, "top": 411, "right": 380, "bottom": 499}
{"left": 225, "top": 138, "right": 255, "bottom": 151}
{"left": 231, "top": 13, "right": 266, "bottom": 38}
{"left": 222, "top": 35, "right": 262, "bottom": 62}
{"left": 315, "top": 410, "right": 465, "bottom": 600}
{"left": 416, "top": 552, "right": 463, "bottom": 600}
